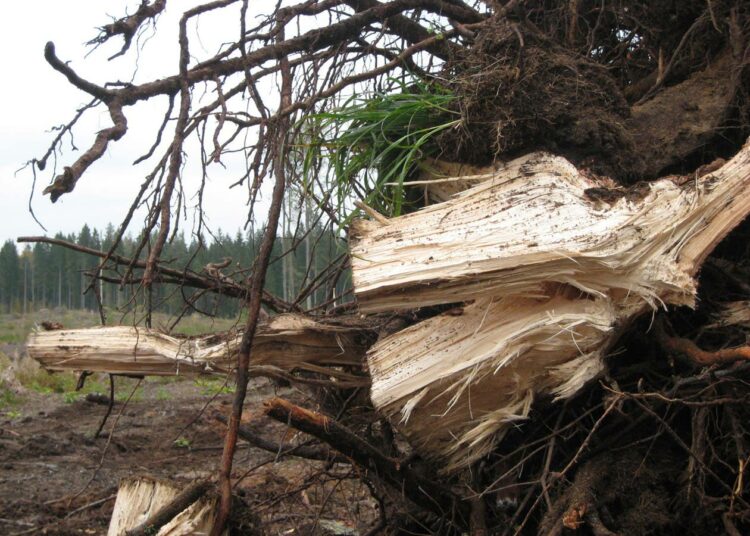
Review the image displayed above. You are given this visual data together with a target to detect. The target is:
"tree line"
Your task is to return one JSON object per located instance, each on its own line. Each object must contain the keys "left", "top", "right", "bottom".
{"left": 0, "top": 222, "right": 349, "bottom": 318}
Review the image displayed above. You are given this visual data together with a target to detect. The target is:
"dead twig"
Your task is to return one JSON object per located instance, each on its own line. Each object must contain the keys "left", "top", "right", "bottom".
{"left": 65, "top": 492, "right": 117, "bottom": 519}
{"left": 212, "top": 412, "right": 346, "bottom": 462}
{"left": 94, "top": 374, "right": 116, "bottom": 438}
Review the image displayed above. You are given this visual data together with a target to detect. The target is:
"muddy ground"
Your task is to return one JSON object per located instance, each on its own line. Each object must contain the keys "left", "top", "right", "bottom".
{"left": 0, "top": 366, "right": 377, "bottom": 535}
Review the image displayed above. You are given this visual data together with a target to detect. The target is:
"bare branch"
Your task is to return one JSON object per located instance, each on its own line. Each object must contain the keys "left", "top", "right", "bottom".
{"left": 43, "top": 42, "right": 114, "bottom": 102}
{"left": 655, "top": 318, "right": 750, "bottom": 366}
{"left": 16, "top": 235, "right": 291, "bottom": 312}
{"left": 263, "top": 397, "right": 470, "bottom": 526}
{"left": 212, "top": 17, "right": 294, "bottom": 531}
{"left": 88, "top": 0, "right": 168, "bottom": 60}
{"left": 42, "top": 99, "right": 127, "bottom": 202}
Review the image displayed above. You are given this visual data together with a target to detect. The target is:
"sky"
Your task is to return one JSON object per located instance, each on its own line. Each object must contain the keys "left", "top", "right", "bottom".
{"left": 0, "top": 1, "right": 272, "bottom": 245}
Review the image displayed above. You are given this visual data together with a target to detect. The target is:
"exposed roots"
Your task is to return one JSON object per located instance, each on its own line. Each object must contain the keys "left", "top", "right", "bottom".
{"left": 436, "top": 0, "right": 750, "bottom": 182}
{"left": 439, "top": 14, "right": 634, "bottom": 177}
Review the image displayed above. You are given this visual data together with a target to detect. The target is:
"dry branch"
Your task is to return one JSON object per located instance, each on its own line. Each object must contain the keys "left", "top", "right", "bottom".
{"left": 263, "top": 397, "right": 470, "bottom": 526}
{"left": 351, "top": 142, "right": 750, "bottom": 470}
{"left": 39, "top": 0, "right": 473, "bottom": 201}
{"left": 212, "top": 26, "right": 293, "bottom": 532}
{"left": 16, "top": 235, "right": 291, "bottom": 313}
{"left": 88, "top": 0, "right": 167, "bottom": 60}
{"left": 212, "top": 412, "right": 346, "bottom": 462}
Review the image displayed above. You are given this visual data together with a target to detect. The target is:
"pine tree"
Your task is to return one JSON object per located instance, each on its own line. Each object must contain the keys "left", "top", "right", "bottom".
{"left": 0, "top": 241, "right": 20, "bottom": 312}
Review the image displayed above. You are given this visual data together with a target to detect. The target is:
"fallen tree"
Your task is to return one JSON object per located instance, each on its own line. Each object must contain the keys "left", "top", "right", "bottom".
{"left": 28, "top": 141, "right": 750, "bottom": 531}
{"left": 35, "top": 144, "right": 750, "bottom": 470}
{"left": 356, "top": 145, "right": 750, "bottom": 470}
{"left": 18, "top": 1, "right": 750, "bottom": 534}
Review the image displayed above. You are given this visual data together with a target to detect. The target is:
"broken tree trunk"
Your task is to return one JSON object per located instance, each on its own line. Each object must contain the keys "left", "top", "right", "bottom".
{"left": 351, "top": 141, "right": 750, "bottom": 471}
{"left": 27, "top": 314, "right": 370, "bottom": 387}
{"left": 108, "top": 477, "right": 222, "bottom": 536}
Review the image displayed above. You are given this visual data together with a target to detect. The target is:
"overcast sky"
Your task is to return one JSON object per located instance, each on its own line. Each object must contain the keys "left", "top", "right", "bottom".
{"left": 0, "top": 1, "right": 270, "bottom": 245}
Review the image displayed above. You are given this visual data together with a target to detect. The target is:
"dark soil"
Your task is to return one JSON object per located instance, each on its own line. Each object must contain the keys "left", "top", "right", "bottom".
{"left": 434, "top": 0, "right": 750, "bottom": 183}
{"left": 0, "top": 378, "right": 377, "bottom": 535}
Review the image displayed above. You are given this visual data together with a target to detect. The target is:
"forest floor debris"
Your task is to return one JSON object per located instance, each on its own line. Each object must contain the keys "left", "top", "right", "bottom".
{"left": 0, "top": 362, "right": 377, "bottom": 535}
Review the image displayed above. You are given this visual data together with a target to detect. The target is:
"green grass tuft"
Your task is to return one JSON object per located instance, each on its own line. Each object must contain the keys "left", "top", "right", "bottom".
{"left": 193, "top": 377, "right": 234, "bottom": 396}
{"left": 300, "top": 79, "right": 459, "bottom": 224}
{"left": 63, "top": 391, "right": 82, "bottom": 404}
{"left": 155, "top": 387, "right": 172, "bottom": 401}
{"left": 173, "top": 437, "right": 191, "bottom": 448}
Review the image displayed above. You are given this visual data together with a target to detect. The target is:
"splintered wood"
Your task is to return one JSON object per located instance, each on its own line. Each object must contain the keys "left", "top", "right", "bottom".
{"left": 108, "top": 477, "right": 222, "bottom": 536}
{"left": 351, "top": 144, "right": 750, "bottom": 471}
{"left": 27, "top": 314, "right": 369, "bottom": 386}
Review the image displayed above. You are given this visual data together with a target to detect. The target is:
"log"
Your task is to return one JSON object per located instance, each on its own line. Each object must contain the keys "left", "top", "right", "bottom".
{"left": 351, "top": 141, "right": 750, "bottom": 471}
{"left": 350, "top": 148, "right": 750, "bottom": 312}
{"left": 27, "top": 314, "right": 371, "bottom": 385}
{"left": 369, "top": 294, "right": 615, "bottom": 471}
{"left": 108, "top": 477, "right": 223, "bottom": 536}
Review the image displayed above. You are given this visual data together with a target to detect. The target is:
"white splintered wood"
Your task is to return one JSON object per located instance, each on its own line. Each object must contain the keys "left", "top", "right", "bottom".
{"left": 351, "top": 148, "right": 750, "bottom": 314}
{"left": 27, "top": 314, "right": 367, "bottom": 384}
{"left": 414, "top": 153, "right": 564, "bottom": 204}
{"left": 369, "top": 294, "right": 616, "bottom": 472}
{"left": 357, "top": 142, "right": 750, "bottom": 470}
{"left": 108, "top": 477, "right": 223, "bottom": 536}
